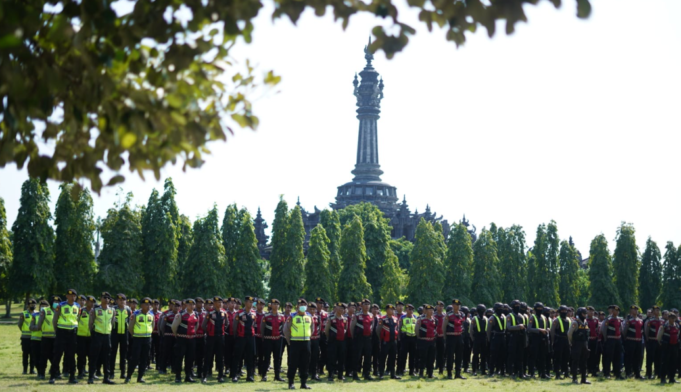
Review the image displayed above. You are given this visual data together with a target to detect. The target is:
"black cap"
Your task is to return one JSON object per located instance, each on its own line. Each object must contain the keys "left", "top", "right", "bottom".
{"left": 173, "top": 300, "right": 182, "bottom": 306}
{"left": 316, "top": 297, "right": 325, "bottom": 303}
{"left": 436, "top": 300, "right": 445, "bottom": 306}
{"left": 86, "top": 295, "right": 96, "bottom": 302}
{"left": 348, "top": 302, "right": 356, "bottom": 307}
{"left": 630, "top": 305, "right": 639, "bottom": 310}
{"left": 39, "top": 299, "right": 49, "bottom": 306}
{"left": 309, "top": 303, "right": 317, "bottom": 309}
{"left": 534, "top": 302, "right": 544, "bottom": 309}
{"left": 653, "top": 305, "right": 660, "bottom": 310}
{"left": 28, "top": 298, "right": 37, "bottom": 305}
{"left": 451, "top": 299, "right": 461, "bottom": 305}
{"left": 213, "top": 296, "right": 223, "bottom": 302}
{"left": 129, "top": 298, "right": 138, "bottom": 304}
{"left": 153, "top": 299, "right": 160, "bottom": 304}
{"left": 396, "top": 301, "right": 405, "bottom": 306}
{"left": 141, "top": 297, "right": 152, "bottom": 304}
{"left": 101, "top": 292, "right": 111, "bottom": 299}
{"left": 424, "top": 304, "right": 434, "bottom": 310}
{"left": 52, "top": 295, "right": 61, "bottom": 302}
{"left": 66, "top": 289, "right": 77, "bottom": 296}
{"left": 298, "top": 298, "right": 308, "bottom": 305}
{"left": 244, "top": 296, "right": 254, "bottom": 302}
{"left": 361, "top": 299, "right": 371, "bottom": 305}
{"left": 285, "top": 302, "right": 293, "bottom": 308}
{"left": 385, "top": 304, "right": 395, "bottom": 310}
{"left": 461, "top": 306, "right": 470, "bottom": 314}
{"left": 78, "top": 294, "right": 86, "bottom": 300}
{"left": 270, "top": 299, "right": 280, "bottom": 305}
{"left": 184, "top": 298, "right": 195, "bottom": 305}
{"left": 195, "top": 297, "right": 204, "bottom": 303}
{"left": 586, "top": 306, "right": 595, "bottom": 311}
{"left": 205, "top": 299, "right": 214, "bottom": 305}
{"left": 257, "top": 298, "right": 266, "bottom": 305}
{"left": 371, "top": 303, "right": 379, "bottom": 309}
{"left": 406, "top": 304, "right": 415, "bottom": 309}
{"left": 116, "top": 293, "right": 127, "bottom": 300}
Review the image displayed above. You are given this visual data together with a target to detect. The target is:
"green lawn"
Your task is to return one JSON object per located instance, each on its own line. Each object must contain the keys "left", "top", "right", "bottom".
{"left": 0, "top": 302, "right": 669, "bottom": 391}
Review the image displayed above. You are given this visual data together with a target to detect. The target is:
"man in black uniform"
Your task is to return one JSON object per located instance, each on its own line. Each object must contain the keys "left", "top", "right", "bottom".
{"left": 528, "top": 302, "right": 549, "bottom": 379}
{"left": 110, "top": 294, "right": 131, "bottom": 379}
{"left": 325, "top": 302, "right": 348, "bottom": 381}
{"left": 601, "top": 305, "right": 625, "bottom": 379}
{"left": 377, "top": 304, "right": 400, "bottom": 380}
{"left": 461, "top": 306, "right": 472, "bottom": 373}
{"left": 550, "top": 305, "right": 570, "bottom": 379}
{"left": 202, "top": 297, "right": 227, "bottom": 383}
{"left": 470, "top": 304, "right": 488, "bottom": 376}
{"left": 486, "top": 303, "right": 506, "bottom": 376}
{"left": 506, "top": 300, "right": 527, "bottom": 379}
{"left": 231, "top": 296, "right": 256, "bottom": 383}
{"left": 568, "top": 307, "right": 591, "bottom": 384}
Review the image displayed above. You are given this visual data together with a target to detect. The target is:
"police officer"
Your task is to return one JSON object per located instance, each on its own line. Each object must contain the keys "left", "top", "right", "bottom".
{"left": 194, "top": 297, "right": 206, "bottom": 379}
{"left": 315, "top": 298, "right": 329, "bottom": 376}
{"left": 506, "top": 300, "right": 527, "bottom": 379}
{"left": 126, "top": 297, "right": 154, "bottom": 383}
{"left": 29, "top": 300, "right": 45, "bottom": 379}
{"left": 585, "top": 306, "right": 600, "bottom": 377}
{"left": 110, "top": 293, "right": 131, "bottom": 379}
{"left": 657, "top": 312, "right": 680, "bottom": 384}
{"left": 231, "top": 296, "right": 256, "bottom": 382}
{"left": 158, "top": 299, "right": 178, "bottom": 374}
{"left": 351, "top": 298, "right": 374, "bottom": 380}
{"left": 601, "top": 304, "right": 624, "bottom": 379}
{"left": 461, "top": 306, "right": 472, "bottom": 373}
{"left": 644, "top": 305, "right": 662, "bottom": 379}
{"left": 486, "top": 303, "right": 506, "bottom": 377}
{"left": 397, "top": 304, "right": 417, "bottom": 377}
{"left": 469, "top": 304, "right": 488, "bottom": 376}
{"left": 416, "top": 304, "right": 437, "bottom": 378}
{"left": 344, "top": 302, "right": 356, "bottom": 378}
{"left": 624, "top": 305, "right": 644, "bottom": 378}
{"left": 550, "top": 305, "right": 570, "bottom": 379}
{"left": 445, "top": 299, "right": 466, "bottom": 380}
{"left": 201, "top": 297, "right": 223, "bottom": 382}
{"left": 377, "top": 304, "right": 400, "bottom": 379}
{"left": 568, "top": 307, "right": 591, "bottom": 384}
{"left": 18, "top": 298, "right": 37, "bottom": 374}
{"left": 51, "top": 289, "right": 80, "bottom": 384}
{"left": 260, "top": 298, "right": 285, "bottom": 382}
{"left": 308, "top": 303, "right": 323, "bottom": 381}
{"left": 32, "top": 295, "right": 59, "bottom": 380}
{"left": 370, "top": 303, "right": 381, "bottom": 377}
{"left": 527, "top": 302, "right": 549, "bottom": 379}
{"left": 75, "top": 295, "right": 94, "bottom": 379}
{"left": 285, "top": 298, "right": 312, "bottom": 390}
{"left": 253, "top": 298, "right": 266, "bottom": 375}
{"left": 87, "top": 292, "right": 115, "bottom": 385}
{"left": 172, "top": 298, "right": 199, "bottom": 383}
{"left": 434, "top": 301, "right": 446, "bottom": 375}
{"left": 150, "top": 299, "right": 161, "bottom": 368}
{"left": 325, "top": 302, "right": 348, "bottom": 381}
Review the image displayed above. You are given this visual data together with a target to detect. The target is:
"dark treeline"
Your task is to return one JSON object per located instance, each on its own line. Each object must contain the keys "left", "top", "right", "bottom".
{"left": 1, "top": 178, "right": 680, "bottom": 313}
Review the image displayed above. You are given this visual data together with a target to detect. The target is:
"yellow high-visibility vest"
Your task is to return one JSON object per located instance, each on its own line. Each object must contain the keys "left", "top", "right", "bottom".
{"left": 21, "top": 311, "right": 31, "bottom": 337}
{"left": 94, "top": 308, "right": 114, "bottom": 335}
{"left": 77, "top": 308, "right": 91, "bottom": 337}
{"left": 401, "top": 316, "right": 417, "bottom": 336}
{"left": 42, "top": 309, "right": 55, "bottom": 338}
{"left": 290, "top": 314, "right": 312, "bottom": 341}
{"left": 57, "top": 303, "right": 79, "bottom": 330}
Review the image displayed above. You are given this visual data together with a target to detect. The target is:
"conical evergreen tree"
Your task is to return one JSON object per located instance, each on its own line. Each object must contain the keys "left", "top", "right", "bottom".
{"left": 546, "top": 220, "right": 561, "bottom": 303}
{"left": 613, "top": 223, "right": 639, "bottom": 309}
{"left": 380, "top": 250, "right": 404, "bottom": 306}
{"left": 408, "top": 219, "right": 446, "bottom": 306}
{"left": 141, "top": 186, "right": 178, "bottom": 300}
{"left": 558, "top": 240, "right": 580, "bottom": 307}
{"left": 444, "top": 223, "right": 474, "bottom": 303}
{"left": 0, "top": 198, "right": 13, "bottom": 312}
{"left": 338, "top": 216, "right": 372, "bottom": 302}
{"left": 320, "top": 209, "right": 342, "bottom": 302}
{"left": 231, "top": 209, "right": 265, "bottom": 298}
{"left": 527, "top": 223, "right": 560, "bottom": 306}
{"left": 638, "top": 237, "right": 662, "bottom": 310}
{"left": 390, "top": 237, "right": 413, "bottom": 271}
{"left": 304, "top": 224, "right": 332, "bottom": 301}
{"left": 180, "top": 205, "right": 225, "bottom": 297}
{"left": 221, "top": 204, "right": 240, "bottom": 292}
{"left": 10, "top": 179, "right": 54, "bottom": 299}
{"left": 176, "top": 214, "right": 193, "bottom": 274}
{"left": 660, "top": 242, "right": 681, "bottom": 310}
{"left": 471, "top": 228, "right": 501, "bottom": 306}
{"left": 364, "top": 214, "right": 391, "bottom": 302}
{"left": 269, "top": 198, "right": 289, "bottom": 300}
{"left": 54, "top": 184, "right": 96, "bottom": 294}
{"left": 274, "top": 205, "right": 305, "bottom": 302}
{"left": 497, "top": 225, "right": 527, "bottom": 304}
{"left": 95, "top": 193, "right": 143, "bottom": 296}
{"left": 160, "top": 178, "right": 180, "bottom": 225}
{"left": 588, "top": 234, "right": 620, "bottom": 310}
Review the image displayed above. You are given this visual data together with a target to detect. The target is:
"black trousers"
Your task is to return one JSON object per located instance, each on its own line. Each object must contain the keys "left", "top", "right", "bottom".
{"left": 354, "top": 336, "right": 372, "bottom": 376}
{"left": 159, "top": 334, "right": 174, "bottom": 372}
{"left": 344, "top": 337, "right": 353, "bottom": 376}
{"left": 109, "top": 332, "right": 128, "bottom": 375}
{"left": 309, "top": 339, "right": 320, "bottom": 376}
{"left": 446, "top": 335, "right": 464, "bottom": 374}
{"left": 472, "top": 336, "right": 488, "bottom": 373}
{"left": 205, "top": 335, "right": 225, "bottom": 377}
{"left": 224, "top": 335, "right": 235, "bottom": 376}
{"left": 372, "top": 334, "right": 381, "bottom": 374}
{"left": 76, "top": 336, "right": 90, "bottom": 375}
{"left": 255, "top": 337, "right": 263, "bottom": 374}
{"left": 53, "top": 328, "right": 77, "bottom": 380}
{"left": 21, "top": 338, "right": 32, "bottom": 371}
{"left": 553, "top": 337, "right": 570, "bottom": 376}
{"left": 40, "top": 337, "right": 56, "bottom": 377}
{"left": 231, "top": 336, "right": 255, "bottom": 379}
{"left": 462, "top": 336, "right": 471, "bottom": 371}
{"left": 529, "top": 337, "right": 547, "bottom": 376}
{"left": 288, "top": 340, "right": 311, "bottom": 385}
{"left": 31, "top": 340, "right": 42, "bottom": 374}
{"left": 646, "top": 340, "right": 661, "bottom": 377}
{"left": 127, "top": 337, "right": 151, "bottom": 380}
{"left": 508, "top": 333, "right": 525, "bottom": 376}
{"left": 587, "top": 339, "right": 599, "bottom": 374}
{"left": 89, "top": 333, "right": 111, "bottom": 380}
{"left": 661, "top": 343, "right": 679, "bottom": 381}
{"left": 261, "top": 338, "right": 282, "bottom": 377}
{"left": 624, "top": 339, "right": 643, "bottom": 377}
{"left": 327, "top": 339, "right": 346, "bottom": 377}
{"left": 380, "top": 340, "right": 397, "bottom": 376}
{"left": 489, "top": 334, "right": 506, "bottom": 375}
{"left": 397, "top": 335, "right": 416, "bottom": 374}
{"left": 195, "top": 335, "right": 205, "bottom": 377}
{"left": 151, "top": 333, "right": 160, "bottom": 364}
{"left": 571, "top": 341, "right": 589, "bottom": 380}
{"left": 174, "top": 337, "right": 196, "bottom": 379}
{"left": 417, "top": 340, "right": 436, "bottom": 376}
{"left": 318, "top": 335, "right": 327, "bottom": 374}
{"left": 435, "top": 336, "right": 445, "bottom": 372}
{"left": 603, "top": 338, "right": 622, "bottom": 377}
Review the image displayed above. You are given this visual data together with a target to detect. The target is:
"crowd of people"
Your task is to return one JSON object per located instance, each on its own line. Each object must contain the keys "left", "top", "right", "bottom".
{"left": 16, "top": 289, "right": 681, "bottom": 389}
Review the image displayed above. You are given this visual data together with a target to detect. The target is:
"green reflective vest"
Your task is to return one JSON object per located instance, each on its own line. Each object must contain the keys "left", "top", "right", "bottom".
{"left": 115, "top": 308, "right": 129, "bottom": 335}
{"left": 493, "top": 314, "right": 506, "bottom": 331}
{"left": 533, "top": 314, "right": 547, "bottom": 329}
{"left": 77, "top": 308, "right": 91, "bottom": 337}
{"left": 42, "top": 309, "right": 55, "bottom": 338}
{"left": 474, "top": 316, "right": 487, "bottom": 332}
{"left": 133, "top": 312, "right": 154, "bottom": 338}
{"left": 57, "top": 303, "right": 79, "bottom": 330}
{"left": 401, "top": 315, "right": 417, "bottom": 336}
{"left": 31, "top": 313, "right": 42, "bottom": 341}
{"left": 94, "top": 307, "right": 114, "bottom": 335}
{"left": 21, "top": 311, "right": 31, "bottom": 337}
{"left": 291, "top": 314, "right": 312, "bottom": 341}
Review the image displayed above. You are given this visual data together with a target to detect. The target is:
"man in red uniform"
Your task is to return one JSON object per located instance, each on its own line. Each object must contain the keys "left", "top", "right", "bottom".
{"left": 585, "top": 306, "right": 600, "bottom": 377}
{"left": 445, "top": 299, "right": 466, "bottom": 380}
{"left": 308, "top": 303, "right": 322, "bottom": 381}
{"left": 434, "top": 301, "right": 446, "bottom": 375}
{"left": 377, "top": 304, "right": 400, "bottom": 380}
{"left": 416, "top": 304, "right": 437, "bottom": 378}
{"left": 194, "top": 298, "right": 206, "bottom": 380}
{"left": 601, "top": 305, "right": 624, "bottom": 379}
{"left": 344, "top": 302, "right": 356, "bottom": 378}
{"left": 202, "top": 296, "right": 227, "bottom": 383}
{"left": 624, "top": 305, "right": 644, "bottom": 378}
{"left": 645, "top": 305, "right": 662, "bottom": 379}
{"left": 157, "top": 300, "right": 177, "bottom": 374}
{"left": 370, "top": 303, "right": 382, "bottom": 377}
{"left": 231, "top": 296, "right": 256, "bottom": 383}
{"left": 325, "top": 303, "right": 348, "bottom": 381}
{"left": 350, "top": 299, "right": 374, "bottom": 381}
{"left": 657, "top": 312, "right": 680, "bottom": 384}
{"left": 224, "top": 297, "right": 237, "bottom": 378}
{"left": 171, "top": 299, "right": 198, "bottom": 383}
{"left": 150, "top": 299, "right": 161, "bottom": 369}
{"left": 254, "top": 298, "right": 267, "bottom": 376}
{"left": 315, "top": 298, "right": 329, "bottom": 376}
{"left": 260, "top": 299, "right": 285, "bottom": 382}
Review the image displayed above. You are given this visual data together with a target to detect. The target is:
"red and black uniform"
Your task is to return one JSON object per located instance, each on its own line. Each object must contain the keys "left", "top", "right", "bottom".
{"left": 445, "top": 311, "right": 465, "bottom": 377}
{"left": 645, "top": 316, "right": 662, "bottom": 379}
{"left": 231, "top": 309, "right": 256, "bottom": 380}
{"left": 224, "top": 309, "right": 236, "bottom": 377}
{"left": 327, "top": 314, "right": 347, "bottom": 379}
{"left": 174, "top": 310, "right": 198, "bottom": 381}
{"left": 204, "top": 308, "right": 227, "bottom": 379}
{"left": 344, "top": 312, "right": 354, "bottom": 377}
{"left": 150, "top": 311, "right": 161, "bottom": 366}
{"left": 602, "top": 316, "right": 623, "bottom": 378}
{"left": 254, "top": 311, "right": 265, "bottom": 375}
{"left": 159, "top": 310, "right": 176, "bottom": 373}
{"left": 660, "top": 320, "right": 680, "bottom": 383}
{"left": 260, "top": 312, "right": 285, "bottom": 379}
{"left": 371, "top": 313, "right": 382, "bottom": 376}
{"left": 624, "top": 315, "right": 643, "bottom": 378}
{"left": 317, "top": 310, "right": 329, "bottom": 375}
{"left": 195, "top": 309, "right": 207, "bottom": 378}
{"left": 379, "top": 315, "right": 399, "bottom": 377}
{"left": 353, "top": 312, "right": 374, "bottom": 378}
{"left": 586, "top": 317, "right": 600, "bottom": 375}
{"left": 434, "top": 312, "right": 446, "bottom": 374}
{"left": 417, "top": 316, "right": 438, "bottom": 377}
{"left": 309, "top": 313, "right": 322, "bottom": 378}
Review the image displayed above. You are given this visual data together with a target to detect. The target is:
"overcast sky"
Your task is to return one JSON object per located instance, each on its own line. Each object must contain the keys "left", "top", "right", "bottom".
{"left": 1, "top": 0, "right": 680, "bottom": 258}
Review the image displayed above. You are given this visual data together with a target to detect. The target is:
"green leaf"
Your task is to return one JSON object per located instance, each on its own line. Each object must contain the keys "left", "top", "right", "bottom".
{"left": 0, "top": 34, "right": 21, "bottom": 48}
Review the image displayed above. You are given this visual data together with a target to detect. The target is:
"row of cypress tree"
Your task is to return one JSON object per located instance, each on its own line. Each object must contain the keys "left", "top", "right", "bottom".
{"left": 0, "top": 179, "right": 679, "bottom": 312}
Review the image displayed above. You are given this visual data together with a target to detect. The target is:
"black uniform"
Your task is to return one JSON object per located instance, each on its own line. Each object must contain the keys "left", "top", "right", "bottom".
{"left": 471, "top": 316, "right": 488, "bottom": 375}
{"left": 489, "top": 314, "right": 506, "bottom": 375}
{"left": 571, "top": 318, "right": 590, "bottom": 382}
{"left": 110, "top": 306, "right": 131, "bottom": 378}
{"left": 553, "top": 316, "right": 570, "bottom": 377}
{"left": 326, "top": 314, "right": 347, "bottom": 379}
{"left": 528, "top": 314, "right": 548, "bottom": 377}
{"left": 507, "top": 312, "right": 526, "bottom": 377}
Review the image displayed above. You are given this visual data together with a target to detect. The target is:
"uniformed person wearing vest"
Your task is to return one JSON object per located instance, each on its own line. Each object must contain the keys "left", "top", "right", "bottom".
{"left": 202, "top": 296, "right": 228, "bottom": 383}
{"left": 350, "top": 298, "right": 374, "bottom": 381}
{"left": 549, "top": 305, "right": 570, "bottom": 379}
{"left": 285, "top": 298, "right": 312, "bottom": 390}
{"left": 644, "top": 305, "right": 662, "bottom": 379}
{"left": 434, "top": 301, "right": 446, "bottom": 375}
{"left": 601, "top": 304, "right": 624, "bottom": 379}
{"left": 125, "top": 297, "right": 154, "bottom": 383}
{"left": 377, "top": 304, "right": 400, "bottom": 380}
{"left": 110, "top": 293, "right": 131, "bottom": 379}
{"left": 343, "top": 302, "right": 356, "bottom": 378}
{"left": 150, "top": 299, "right": 161, "bottom": 368}
{"left": 486, "top": 303, "right": 507, "bottom": 376}
{"left": 445, "top": 299, "right": 467, "bottom": 380}
{"left": 172, "top": 298, "right": 199, "bottom": 383}
{"left": 397, "top": 304, "right": 417, "bottom": 377}
{"left": 585, "top": 306, "right": 601, "bottom": 377}
{"left": 567, "top": 307, "right": 591, "bottom": 384}
{"left": 87, "top": 292, "right": 115, "bottom": 384}
{"left": 76, "top": 295, "right": 95, "bottom": 379}
{"left": 506, "top": 300, "right": 527, "bottom": 379}
{"left": 461, "top": 306, "right": 472, "bottom": 373}
{"left": 324, "top": 302, "right": 348, "bottom": 381}
{"left": 527, "top": 302, "right": 549, "bottom": 378}
{"left": 194, "top": 297, "right": 206, "bottom": 380}
{"left": 370, "top": 303, "right": 382, "bottom": 377}
{"left": 31, "top": 296, "right": 59, "bottom": 380}
{"left": 469, "top": 304, "right": 488, "bottom": 376}
{"left": 231, "top": 295, "right": 256, "bottom": 382}
{"left": 18, "top": 298, "right": 37, "bottom": 374}
{"left": 624, "top": 305, "right": 644, "bottom": 378}
{"left": 50, "top": 288, "right": 80, "bottom": 384}
{"left": 253, "top": 298, "right": 267, "bottom": 377}
{"left": 657, "top": 311, "right": 680, "bottom": 384}
{"left": 29, "top": 300, "right": 47, "bottom": 378}
{"left": 157, "top": 299, "right": 179, "bottom": 374}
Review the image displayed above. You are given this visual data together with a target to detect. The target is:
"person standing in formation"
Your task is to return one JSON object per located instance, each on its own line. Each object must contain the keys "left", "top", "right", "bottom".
{"left": 377, "top": 304, "right": 400, "bottom": 380}
{"left": 260, "top": 299, "right": 285, "bottom": 382}
{"left": 126, "top": 297, "right": 154, "bottom": 383}
{"left": 87, "top": 292, "right": 115, "bottom": 385}
{"left": 171, "top": 298, "right": 198, "bottom": 383}
{"left": 568, "top": 307, "right": 591, "bottom": 384}
{"left": 76, "top": 295, "right": 94, "bottom": 379}
{"left": 110, "top": 294, "right": 131, "bottom": 380}
{"left": 18, "top": 299, "right": 37, "bottom": 375}
{"left": 231, "top": 296, "right": 256, "bottom": 383}
{"left": 445, "top": 299, "right": 466, "bottom": 380}
{"left": 285, "top": 298, "right": 312, "bottom": 390}
{"left": 325, "top": 302, "right": 348, "bottom": 381}
{"left": 51, "top": 289, "right": 80, "bottom": 384}
{"left": 644, "top": 305, "right": 662, "bottom": 379}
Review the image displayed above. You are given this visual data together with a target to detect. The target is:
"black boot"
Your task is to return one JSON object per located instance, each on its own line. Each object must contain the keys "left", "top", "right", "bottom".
{"left": 447, "top": 371, "right": 453, "bottom": 380}
{"left": 391, "top": 372, "right": 401, "bottom": 380}
{"left": 456, "top": 372, "right": 467, "bottom": 380}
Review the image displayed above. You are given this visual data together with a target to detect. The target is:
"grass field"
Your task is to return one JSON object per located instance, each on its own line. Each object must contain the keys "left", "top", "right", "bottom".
{"left": 0, "top": 302, "right": 669, "bottom": 391}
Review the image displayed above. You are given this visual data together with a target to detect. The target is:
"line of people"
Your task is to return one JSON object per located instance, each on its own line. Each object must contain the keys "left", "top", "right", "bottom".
{"left": 17, "top": 290, "right": 681, "bottom": 388}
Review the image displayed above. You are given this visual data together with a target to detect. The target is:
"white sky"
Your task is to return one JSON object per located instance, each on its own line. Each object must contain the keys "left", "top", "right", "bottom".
{"left": 1, "top": 0, "right": 680, "bottom": 258}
